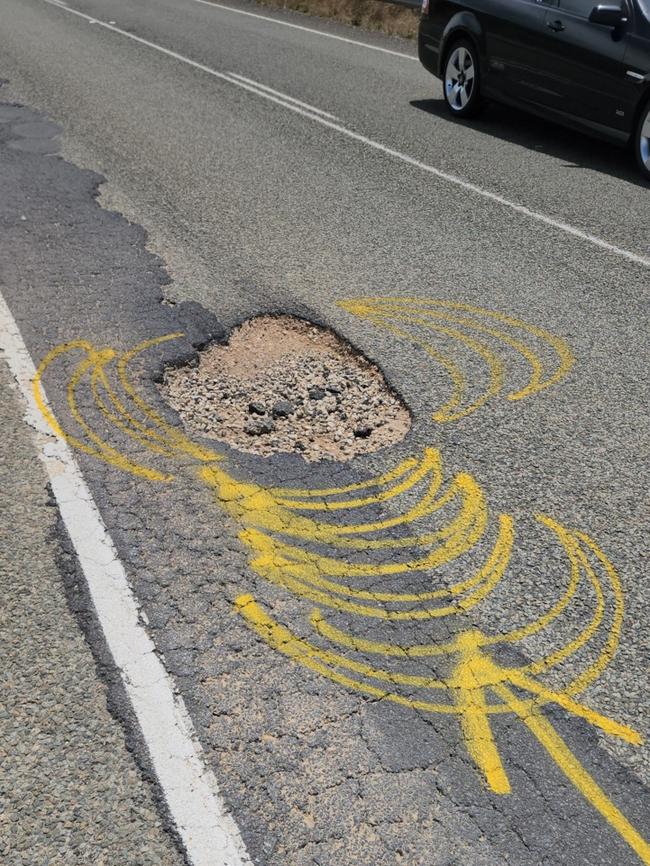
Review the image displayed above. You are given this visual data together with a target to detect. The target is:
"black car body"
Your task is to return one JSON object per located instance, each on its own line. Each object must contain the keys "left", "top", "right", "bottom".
{"left": 418, "top": 0, "right": 650, "bottom": 169}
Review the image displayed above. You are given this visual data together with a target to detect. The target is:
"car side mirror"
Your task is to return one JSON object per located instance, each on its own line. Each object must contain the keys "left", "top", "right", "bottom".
{"left": 589, "top": 3, "right": 627, "bottom": 27}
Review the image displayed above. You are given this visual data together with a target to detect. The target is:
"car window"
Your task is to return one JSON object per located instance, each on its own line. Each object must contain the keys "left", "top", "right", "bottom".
{"left": 558, "top": 0, "right": 596, "bottom": 15}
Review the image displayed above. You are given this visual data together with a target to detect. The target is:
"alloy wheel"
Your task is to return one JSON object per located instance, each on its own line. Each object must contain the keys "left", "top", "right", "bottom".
{"left": 639, "top": 106, "right": 650, "bottom": 174}
{"left": 445, "top": 45, "right": 475, "bottom": 112}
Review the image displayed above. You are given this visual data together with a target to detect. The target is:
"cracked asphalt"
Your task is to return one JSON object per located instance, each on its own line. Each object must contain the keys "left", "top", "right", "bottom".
{"left": 0, "top": 1, "right": 649, "bottom": 865}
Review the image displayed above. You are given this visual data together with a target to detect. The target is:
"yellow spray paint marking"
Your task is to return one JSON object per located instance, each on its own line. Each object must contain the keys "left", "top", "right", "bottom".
{"left": 273, "top": 447, "right": 442, "bottom": 511}
{"left": 338, "top": 297, "right": 575, "bottom": 423}
{"left": 270, "top": 455, "right": 419, "bottom": 498}
{"left": 240, "top": 594, "right": 646, "bottom": 861}
{"left": 493, "top": 682, "right": 650, "bottom": 865}
{"left": 372, "top": 313, "right": 507, "bottom": 422}
{"left": 308, "top": 515, "right": 628, "bottom": 704}
{"left": 90, "top": 366, "right": 179, "bottom": 459}
{"left": 205, "top": 467, "right": 480, "bottom": 554}
{"left": 206, "top": 454, "right": 449, "bottom": 541}
{"left": 33, "top": 342, "right": 173, "bottom": 481}
{"left": 241, "top": 513, "right": 511, "bottom": 615}
{"left": 117, "top": 335, "right": 224, "bottom": 464}
{"left": 32, "top": 333, "right": 648, "bottom": 865}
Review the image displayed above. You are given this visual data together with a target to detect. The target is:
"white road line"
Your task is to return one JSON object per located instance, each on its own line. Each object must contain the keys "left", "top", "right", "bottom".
{"left": 0, "top": 290, "right": 252, "bottom": 866}
{"left": 190, "top": 0, "right": 418, "bottom": 60}
{"left": 227, "top": 71, "right": 338, "bottom": 119}
{"left": 40, "top": 0, "right": 650, "bottom": 269}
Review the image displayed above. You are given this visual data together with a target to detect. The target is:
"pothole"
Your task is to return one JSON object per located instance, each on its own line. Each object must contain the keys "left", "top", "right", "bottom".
{"left": 160, "top": 315, "right": 410, "bottom": 462}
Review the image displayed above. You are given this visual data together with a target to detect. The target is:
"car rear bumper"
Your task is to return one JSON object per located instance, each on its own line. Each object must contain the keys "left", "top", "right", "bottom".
{"left": 418, "top": 20, "right": 442, "bottom": 78}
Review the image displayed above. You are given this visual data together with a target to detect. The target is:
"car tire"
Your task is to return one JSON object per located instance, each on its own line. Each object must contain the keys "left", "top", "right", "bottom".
{"left": 634, "top": 99, "right": 650, "bottom": 181}
{"left": 443, "top": 38, "right": 481, "bottom": 118}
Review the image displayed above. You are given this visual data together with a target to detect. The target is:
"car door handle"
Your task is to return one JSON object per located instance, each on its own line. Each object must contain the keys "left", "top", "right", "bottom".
{"left": 547, "top": 19, "right": 565, "bottom": 31}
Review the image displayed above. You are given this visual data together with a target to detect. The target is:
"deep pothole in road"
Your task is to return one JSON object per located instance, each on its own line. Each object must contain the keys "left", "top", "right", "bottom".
{"left": 160, "top": 315, "right": 410, "bottom": 462}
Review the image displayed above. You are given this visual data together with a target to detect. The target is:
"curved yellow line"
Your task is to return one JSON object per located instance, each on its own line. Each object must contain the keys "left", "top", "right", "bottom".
{"left": 300, "top": 641, "right": 447, "bottom": 689}
{"left": 245, "top": 505, "right": 484, "bottom": 586}
{"left": 33, "top": 342, "right": 170, "bottom": 482}
{"left": 214, "top": 469, "right": 477, "bottom": 553}
{"left": 363, "top": 314, "right": 467, "bottom": 422}
{"left": 524, "top": 529, "right": 605, "bottom": 678}
{"left": 204, "top": 449, "right": 447, "bottom": 541}
{"left": 369, "top": 311, "right": 507, "bottom": 412}
{"left": 90, "top": 367, "right": 178, "bottom": 459}
{"left": 310, "top": 610, "right": 464, "bottom": 657}
{"left": 287, "top": 472, "right": 458, "bottom": 546}
{"left": 117, "top": 334, "right": 222, "bottom": 464}
{"left": 472, "top": 518, "right": 622, "bottom": 695}
{"left": 275, "top": 447, "right": 441, "bottom": 511}
{"left": 481, "top": 513, "right": 583, "bottom": 648}
{"left": 326, "top": 470, "right": 454, "bottom": 538}
{"left": 270, "top": 456, "right": 419, "bottom": 498}
{"left": 245, "top": 561, "right": 461, "bottom": 618}
{"left": 244, "top": 515, "right": 513, "bottom": 618}
{"left": 242, "top": 496, "right": 488, "bottom": 583}
{"left": 245, "top": 478, "right": 480, "bottom": 553}
{"left": 241, "top": 597, "right": 629, "bottom": 738}
{"left": 310, "top": 606, "right": 633, "bottom": 721}
{"left": 95, "top": 363, "right": 183, "bottom": 452}
{"left": 34, "top": 340, "right": 97, "bottom": 446}
{"left": 244, "top": 610, "right": 451, "bottom": 690}
{"left": 342, "top": 297, "right": 575, "bottom": 395}
{"left": 309, "top": 519, "right": 625, "bottom": 713}
{"left": 359, "top": 313, "right": 505, "bottom": 423}
{"left": 562, "top": 530, "right": 624, "bottom": 697}
{"left": 310, "top": 476, "right": 481, "bottom": 551}
{"left": 419, "top": 323, "right": 504, "bottom": 419}
{"left": 67, "top": 356, "right": 172, "bottom": 482}
{"left": 383, "top": 307, "right": 546, "bottom": 400}
{"left": 236, "top": 594, "right": 459, "bottom": 712}
{"left": 438, "top": 299, "right": 575, "bottom": 391}
{"left": 492, "top": 682, "right": 649, "bottom": 865}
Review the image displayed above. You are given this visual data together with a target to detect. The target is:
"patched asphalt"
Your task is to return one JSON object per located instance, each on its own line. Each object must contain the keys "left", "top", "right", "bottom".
{"left": 0, "top": 2, "right": 649, "bottom": 864}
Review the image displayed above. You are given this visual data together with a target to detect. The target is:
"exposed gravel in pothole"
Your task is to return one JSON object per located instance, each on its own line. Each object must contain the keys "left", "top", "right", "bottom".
{"left": 160, "top": 315, "right": 410, "bottom": 462}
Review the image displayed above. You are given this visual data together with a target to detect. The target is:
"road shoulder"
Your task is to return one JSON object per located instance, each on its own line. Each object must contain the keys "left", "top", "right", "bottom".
{"left": 0, "top": 360, "right": 183, "bottom": 865}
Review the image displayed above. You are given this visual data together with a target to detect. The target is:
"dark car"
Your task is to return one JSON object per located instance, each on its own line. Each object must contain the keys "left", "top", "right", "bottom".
{"left": 418, "top": 0, "right": 650, "bottom": 178}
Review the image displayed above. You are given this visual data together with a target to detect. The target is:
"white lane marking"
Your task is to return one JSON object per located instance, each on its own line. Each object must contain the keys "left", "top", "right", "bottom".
{"left": 227, "top": 71, "right": 338, "bottom": 119}
{"left": 42, "top": 0, "right": 334, "bottom": 115}
{"left": 191, "top": 0, "right": 418, "bottom": 60}
{"left": 40, "top": 0, "right": 650, "bottom": 269}
{"left": 0, "top": 291, "right": 252, "bottom": 866}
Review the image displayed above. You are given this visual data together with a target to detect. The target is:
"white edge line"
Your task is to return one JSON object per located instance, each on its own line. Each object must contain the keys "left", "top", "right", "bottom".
{"left": 191, "top": 0, "right": 418, "bottom": 60}
{"left": 0, "top": 291, "right": 252, "bottom": 866}
{"left": 40, "top": 0, "right": 650, "bottom": 269}
{"left": 227, "top": 70, "right": 338, "bottom": 119}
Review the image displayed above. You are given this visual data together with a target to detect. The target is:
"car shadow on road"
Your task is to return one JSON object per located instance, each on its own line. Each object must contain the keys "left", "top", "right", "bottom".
{"left": 410, "top": 98, "right": 648, "bottom": 189}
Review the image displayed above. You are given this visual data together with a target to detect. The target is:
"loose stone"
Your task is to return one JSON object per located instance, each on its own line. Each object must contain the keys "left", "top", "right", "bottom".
{"left": 271, "top": 399, "right": 294, "bottom": 418}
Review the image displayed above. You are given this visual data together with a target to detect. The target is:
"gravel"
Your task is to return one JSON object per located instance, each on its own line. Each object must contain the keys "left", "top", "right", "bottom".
{"left": 160, "top": 315, "right": 410, "bottom": 462}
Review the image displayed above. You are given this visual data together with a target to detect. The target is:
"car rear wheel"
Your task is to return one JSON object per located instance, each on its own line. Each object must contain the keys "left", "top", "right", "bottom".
{"left": 443, "top": 39, "right": 481, "bottom": 118}
{"left": 634, "top": 100, "right": 650, "bottom": 181}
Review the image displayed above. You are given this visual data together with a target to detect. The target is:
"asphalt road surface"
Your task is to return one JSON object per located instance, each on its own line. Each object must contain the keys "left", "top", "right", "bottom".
{"left": 0, "top": 1, "right": 649, "bottom": 865}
